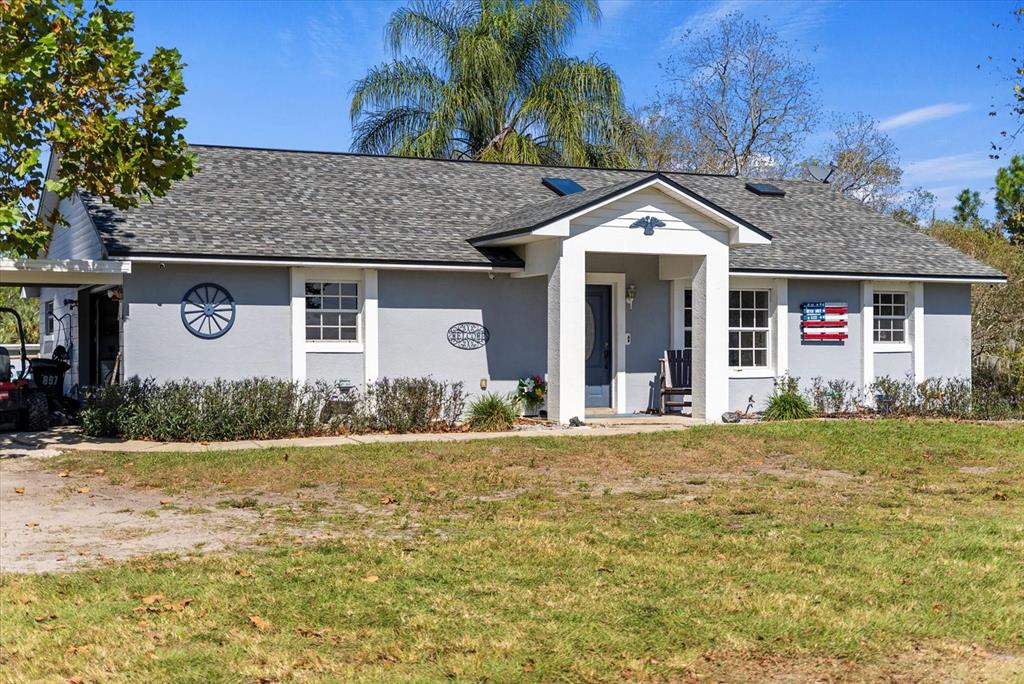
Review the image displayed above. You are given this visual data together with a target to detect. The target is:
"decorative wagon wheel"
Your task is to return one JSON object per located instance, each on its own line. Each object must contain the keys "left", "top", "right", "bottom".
{"left": 180, "top": 283, "right": 236, "bottom": 339}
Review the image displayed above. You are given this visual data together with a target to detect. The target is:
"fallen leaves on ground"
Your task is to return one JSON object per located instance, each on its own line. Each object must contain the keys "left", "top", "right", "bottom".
{"left": 161, "top": 599, "right": 192, "bottom": 612}
{"left": 140, "top": 594, "right": 164, "bottom": 605}
{"left": 25, "top": 521, "right": 38, "bottom": 528}
{"left": 235, "top": 568, "right": 253, "bottom": 577}
{"left": 58, "top": 470, "right": 70, "bottom": 477}
{"left": 363, "top": 575, "right": 379, "bottom": 583}
{"left": 14, "top": 486, "right": 25, "bottom": 495}
{"left": 248, "top": 614, "right": 272, "bottom": 632}
{"left": 379, "top": 495, "right": 396, "bottom": 505}
{"left": 77, "top": 486, "right": 90, "bottom": 494}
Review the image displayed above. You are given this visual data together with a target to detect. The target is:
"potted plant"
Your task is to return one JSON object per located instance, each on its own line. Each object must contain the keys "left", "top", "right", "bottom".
{"left": 516, "top": 375, "right": 547, "bottom": 417}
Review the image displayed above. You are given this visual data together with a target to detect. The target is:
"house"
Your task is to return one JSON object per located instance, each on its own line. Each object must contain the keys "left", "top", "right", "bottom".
{"left": 2, "top": 145, "right": 1007, "bottom": 424}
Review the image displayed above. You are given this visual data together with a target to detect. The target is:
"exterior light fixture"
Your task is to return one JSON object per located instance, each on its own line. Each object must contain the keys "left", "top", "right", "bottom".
{"left": 626, "top": 284, "right": 637, "bottom": 310}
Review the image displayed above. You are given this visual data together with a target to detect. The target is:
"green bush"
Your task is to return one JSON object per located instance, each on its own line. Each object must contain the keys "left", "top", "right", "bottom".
{"left": 762, "top": 376, "right": 815, "bottom": 421}
{"left": 78, "top": 375, "right": 467, "bottom": 441}
{"left": 870, "top": 373, "right": 1018, "bottom": 420}
{"left": 79, "top": 377, "right": 355, "bottom": 441}
{"left": 466, "top": 393, "right": 519, "bottom": 431}
{"left": 809, "top": 376, "right": 858, "bottom": 415}
{"left": 356, "top": 377, "right": 466, "bottom": 433}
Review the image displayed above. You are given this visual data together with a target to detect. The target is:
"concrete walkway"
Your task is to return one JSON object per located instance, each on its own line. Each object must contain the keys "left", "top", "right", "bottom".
{"left": 1, "top": 415, "right": 699, "bottom": 454}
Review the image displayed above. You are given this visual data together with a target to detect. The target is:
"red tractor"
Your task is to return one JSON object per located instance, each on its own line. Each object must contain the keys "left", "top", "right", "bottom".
{"left": 0, "top": 307, "right": 52, "bottom": 432}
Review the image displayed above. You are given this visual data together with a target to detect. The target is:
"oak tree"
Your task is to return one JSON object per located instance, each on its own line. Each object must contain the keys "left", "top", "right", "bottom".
{"left": 1, "top": 0, "right": 194, "bottom": 257}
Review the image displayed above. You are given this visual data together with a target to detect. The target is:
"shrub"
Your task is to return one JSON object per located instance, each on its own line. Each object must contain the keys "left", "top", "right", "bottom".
{"left": 973, "top": 361, "right": 1024, "bottom": 419}
{"left": 762, "top": 376, "right": 815, "bottom": 421}
{"left": 869, "top": 373, "right": 1010, "bottom": 420}
{"left": 357, "top": 377, "right": 466, "bottom": 433}
{"left": 466, "top": 393, "right": 519, "bottom": 431}
{"left": 809, "top": 377, "right": 858, "bottom": 415}
{"left": 77, "top": 375, "right": 467, "bottom": 441}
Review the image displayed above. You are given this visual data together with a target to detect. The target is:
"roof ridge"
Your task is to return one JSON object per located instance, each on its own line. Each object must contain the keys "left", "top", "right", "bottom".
{"left": 185, "top": 143, "right": 743, "bottom": 179}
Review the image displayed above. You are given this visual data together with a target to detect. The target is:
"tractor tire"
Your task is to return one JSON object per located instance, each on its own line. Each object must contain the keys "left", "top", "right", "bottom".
{"left": 24, "top": 393, "right": 51, "bottom": 431}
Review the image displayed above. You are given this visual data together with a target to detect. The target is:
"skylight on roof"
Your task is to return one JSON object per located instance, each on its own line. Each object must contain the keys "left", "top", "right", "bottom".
{"left": 745, "top": 182, "right": 786, "bottom": 197}
{"left": 542, "top": 177, "right": 585, "bottom": 196}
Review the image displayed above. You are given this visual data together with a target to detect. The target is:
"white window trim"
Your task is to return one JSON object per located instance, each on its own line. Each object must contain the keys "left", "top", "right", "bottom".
{"left": 728, "top": 285, "right": 774, "bottom": 378}
{"left": 303, "top": 278, "right": 363, "bottom": 349}
{"left": 291, "top": 267, "right": 374, "bottom": 383}
{"left": 872, "top": 288, "right": 912, "bottom": 353}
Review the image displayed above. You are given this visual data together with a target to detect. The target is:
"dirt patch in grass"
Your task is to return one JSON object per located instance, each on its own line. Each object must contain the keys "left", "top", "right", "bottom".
{"left": 0, "top": 455, "right": 402, "bottom": 573}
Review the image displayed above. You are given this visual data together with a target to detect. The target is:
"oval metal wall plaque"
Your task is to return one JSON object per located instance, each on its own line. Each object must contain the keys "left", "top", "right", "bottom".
{"left": 181, "top": 282, "right": 236, "bottom": 339}
{"left": 447, "top": 322, "right": 489, "bottom": 350}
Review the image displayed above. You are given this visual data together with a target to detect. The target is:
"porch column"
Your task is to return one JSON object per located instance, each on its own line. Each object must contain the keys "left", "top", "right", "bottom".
{"left": 691, "top": 251, "right": 729, "bottom": 422}
{"left": 546, "top": 242, "right": 586, "bottom": 424}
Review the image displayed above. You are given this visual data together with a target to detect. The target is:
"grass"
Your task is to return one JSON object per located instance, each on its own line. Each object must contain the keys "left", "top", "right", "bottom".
{"left": 2, "top": 420, "right": 1023, "bottom": 682}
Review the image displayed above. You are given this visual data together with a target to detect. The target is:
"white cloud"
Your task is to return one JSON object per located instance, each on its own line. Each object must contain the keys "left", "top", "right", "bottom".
{"left": 903, "top": 152, "right": 997, "bottom": 185}
{"left": 879, "top": 103, "right": 971, "bottom": 131}
{"left": 661, "top": 0, "right": 831, "bottom": 50}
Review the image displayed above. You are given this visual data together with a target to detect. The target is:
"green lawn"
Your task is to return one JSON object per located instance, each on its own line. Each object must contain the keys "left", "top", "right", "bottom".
{"left": 3, "top": 420, "right": 1023, "bottom": 682}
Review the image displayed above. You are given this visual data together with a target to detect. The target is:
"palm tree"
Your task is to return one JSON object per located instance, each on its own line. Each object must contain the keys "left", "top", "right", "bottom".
{"left": 350, "top": 0, "right": 642, "bottom": 167}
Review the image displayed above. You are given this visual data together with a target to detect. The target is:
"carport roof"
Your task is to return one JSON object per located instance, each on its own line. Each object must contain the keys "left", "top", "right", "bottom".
{"left": 0, "top": 258, "right": 130, "bottom": 287}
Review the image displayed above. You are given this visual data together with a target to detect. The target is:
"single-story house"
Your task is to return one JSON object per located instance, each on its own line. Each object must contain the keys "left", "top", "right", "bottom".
{"left": 3, "top": 145, "right": 1006, "bottom": 423}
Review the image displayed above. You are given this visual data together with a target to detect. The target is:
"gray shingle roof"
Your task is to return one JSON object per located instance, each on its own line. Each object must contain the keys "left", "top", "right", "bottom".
{"left": 80, "top": 144, "right": 1004, "bottom": 280}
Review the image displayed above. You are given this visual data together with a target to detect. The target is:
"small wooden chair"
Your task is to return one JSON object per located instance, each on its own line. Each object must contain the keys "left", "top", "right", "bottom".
{"left": 659, "top": 349, "right": 692, "bottom": 415}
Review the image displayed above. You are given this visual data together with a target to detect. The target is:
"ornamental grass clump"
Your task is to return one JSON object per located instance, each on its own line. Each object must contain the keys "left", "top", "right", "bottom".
{"left": 762, "top": 376, "right": 815, "bottom": 421}
{"left": 466, "top": 393, "right": 519, "bottom": 432}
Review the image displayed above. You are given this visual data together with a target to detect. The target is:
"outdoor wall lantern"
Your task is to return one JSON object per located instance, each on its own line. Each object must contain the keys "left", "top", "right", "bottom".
{"left": 626, "top": 284, "right": 637, "bottom": 310}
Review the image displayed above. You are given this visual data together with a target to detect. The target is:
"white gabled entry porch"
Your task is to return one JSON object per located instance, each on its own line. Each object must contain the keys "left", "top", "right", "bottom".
{"left": 478, "top": 176, "right": 771, "bottom": 425}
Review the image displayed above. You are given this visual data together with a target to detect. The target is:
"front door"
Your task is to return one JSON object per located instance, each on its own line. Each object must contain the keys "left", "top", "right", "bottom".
{"left": 585, "top": 284, "right": 612, "bottom": 408}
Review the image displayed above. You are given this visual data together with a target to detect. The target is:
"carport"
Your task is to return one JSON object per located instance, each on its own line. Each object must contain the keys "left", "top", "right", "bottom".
{"left": 1, "top": 257, "right": 131, "bottom": 389}
{"left": 1, "top": 258, "right": 130, "bottom": 287}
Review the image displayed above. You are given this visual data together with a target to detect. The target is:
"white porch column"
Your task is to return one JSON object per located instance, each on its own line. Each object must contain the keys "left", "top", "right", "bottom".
{"left": 547, "top": 242, "right": 586, "bottom": 424}
{"left": 691, "top": 251, "right": 729, "bottom": 422}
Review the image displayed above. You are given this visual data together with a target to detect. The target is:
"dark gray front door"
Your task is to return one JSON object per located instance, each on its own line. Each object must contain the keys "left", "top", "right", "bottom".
{"left": 585, "top": 284, "right": 612, "bottom": 408}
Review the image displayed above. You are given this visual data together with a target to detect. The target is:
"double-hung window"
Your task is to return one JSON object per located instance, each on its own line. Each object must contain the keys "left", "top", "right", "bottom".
{"left": 305, "top": 281, "right": 359, "bottom": 341}
{"left": 873, "top": 292, "right": 907, "bottom": 343}
{"left": 728, "top": 289, "right": 770, "bottom": 368}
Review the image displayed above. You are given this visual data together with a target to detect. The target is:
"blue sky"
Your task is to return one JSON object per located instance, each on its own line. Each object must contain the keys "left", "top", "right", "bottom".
{"left": 123, "top": 0, "right": 1021, "bottom": 219}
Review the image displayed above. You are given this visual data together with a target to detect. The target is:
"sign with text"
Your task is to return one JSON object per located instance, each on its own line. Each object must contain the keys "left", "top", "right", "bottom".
{"left": 447, "top": 322, "right": 490, "bottom": 350}
{"left": 801, "top": 301, "right": 848, "bottom": 341}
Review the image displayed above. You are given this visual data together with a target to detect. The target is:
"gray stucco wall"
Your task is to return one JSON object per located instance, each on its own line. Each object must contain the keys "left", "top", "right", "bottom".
{"left": 729, "top": 280, "right": 864, "bottom": 411}
{"left": 729, "top": 377, "right": 776, "bottom": 412}
{"left": 875, "top": 351, "right": 912, "bottom": 380}
{"left": 122, "top": 263, "right": 291, "bottom": 381}
{"left": 586, "top": 253, "right": 669, "bottom": 412}
{"left": 307, "top": 352, "right": 364, "bottom": 386}
{"left": 378, "top": 270, "right": 546, "bottom": 399}
{"left": 924, "top": 283, "right": 972, "bottom": 379}
{"left": 787, "top": 280, "right": 864, "bottom": 386}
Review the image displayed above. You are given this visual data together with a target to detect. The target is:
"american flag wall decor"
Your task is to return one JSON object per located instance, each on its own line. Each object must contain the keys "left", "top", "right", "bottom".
{"left": 801, "top": 301, "right": 848, "bottom": 341}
